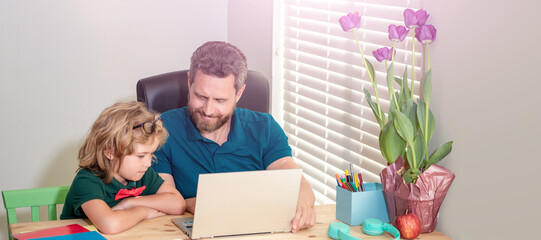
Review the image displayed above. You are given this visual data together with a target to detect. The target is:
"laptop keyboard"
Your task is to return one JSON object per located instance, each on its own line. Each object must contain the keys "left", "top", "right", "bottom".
{"left": 183, "top": 221, "right": 193, "bottom": 229}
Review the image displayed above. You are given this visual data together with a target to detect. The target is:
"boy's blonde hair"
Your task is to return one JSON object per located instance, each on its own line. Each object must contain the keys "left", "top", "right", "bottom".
{"left": 78, "top": 101, "right": 168, "bottom": 184}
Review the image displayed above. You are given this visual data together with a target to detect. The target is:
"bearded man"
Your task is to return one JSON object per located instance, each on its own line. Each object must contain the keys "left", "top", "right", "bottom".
{"left": 152, "top": 41, "right": 315, "bottom": 233}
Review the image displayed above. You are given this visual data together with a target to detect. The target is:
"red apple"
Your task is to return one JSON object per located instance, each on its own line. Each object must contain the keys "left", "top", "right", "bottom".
{"left": 395, "top": 212, "right": 421, "bottom": 239}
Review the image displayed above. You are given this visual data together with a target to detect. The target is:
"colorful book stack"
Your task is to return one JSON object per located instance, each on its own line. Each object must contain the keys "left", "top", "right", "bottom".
{"left": 11, "top": 224, "right": 106, "bottom": 240}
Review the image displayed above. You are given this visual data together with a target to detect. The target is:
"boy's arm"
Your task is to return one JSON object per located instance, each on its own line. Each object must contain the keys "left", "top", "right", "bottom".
{"left": 158, "top": 173, "right": 197, "bottom": 214}
{"left": 112, "top": 181, "right": 186, "bottom": 215}
{"left": 82, "top": 199, "right": 165, "bottom": 235}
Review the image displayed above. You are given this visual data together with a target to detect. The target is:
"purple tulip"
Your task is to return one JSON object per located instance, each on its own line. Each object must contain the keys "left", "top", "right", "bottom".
{"left": 415, "top": 24, "right": 437, "bottom": 43}
{"left": 373, "top": 47, "right": 395, "bottom": 62}
{"left": 404, "top": 9, "right": 429, "bottom": 28}
{"left": 339, "top": 12, "right": 361, "bottom": 32}
{"left": 388, "top": 24, "right": 409, "bottom": 42}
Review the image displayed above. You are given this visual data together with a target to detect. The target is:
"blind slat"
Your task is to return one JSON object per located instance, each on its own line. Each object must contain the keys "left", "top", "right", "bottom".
{"left": 283, "top": 112, "right": 383, "bottom": 164}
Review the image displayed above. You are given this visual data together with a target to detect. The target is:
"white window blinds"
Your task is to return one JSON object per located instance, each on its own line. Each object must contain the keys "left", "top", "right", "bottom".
{"left": 273, "top": 0, "right": 424, "bottom": 204}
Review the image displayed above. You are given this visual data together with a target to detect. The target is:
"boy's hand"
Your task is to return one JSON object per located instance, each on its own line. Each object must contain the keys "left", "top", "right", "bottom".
{"left": 112, "top": 199, "right": 164, "bottom": 220}
{"left": 111, "top": 196, "right": 138, "bottom": 211}
{"left": 145, "top": 208, "right": 166, "bottom": 220}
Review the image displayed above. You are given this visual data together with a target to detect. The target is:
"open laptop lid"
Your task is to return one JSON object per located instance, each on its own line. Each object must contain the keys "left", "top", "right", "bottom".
{"left": 188, "top": 169, "right": 302, "bottom": 239}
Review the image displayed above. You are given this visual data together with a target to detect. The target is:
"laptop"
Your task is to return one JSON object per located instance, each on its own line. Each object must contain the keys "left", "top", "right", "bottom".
{"left": 172, "top": 169, "right": 302, "bottom": 239}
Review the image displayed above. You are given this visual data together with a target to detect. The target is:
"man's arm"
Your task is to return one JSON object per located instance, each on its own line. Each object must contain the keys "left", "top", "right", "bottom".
{"left": 267, "top": 156, "right": 316, "bottom": 233}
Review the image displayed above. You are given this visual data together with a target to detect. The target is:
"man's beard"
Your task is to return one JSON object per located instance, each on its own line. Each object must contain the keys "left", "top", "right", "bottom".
{"left": 188, "top": 104, "right": 235, "bottom": 133}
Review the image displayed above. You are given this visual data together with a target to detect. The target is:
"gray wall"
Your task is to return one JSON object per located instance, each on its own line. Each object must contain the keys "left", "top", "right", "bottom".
{"left": 228, "top": 0, "right": 273, "bottom": 80}
{"left": 425, "top": 1, "right": 540, "bottom": 239}
{"left": 0, "top": 0, "right": 228, "bottom": 238}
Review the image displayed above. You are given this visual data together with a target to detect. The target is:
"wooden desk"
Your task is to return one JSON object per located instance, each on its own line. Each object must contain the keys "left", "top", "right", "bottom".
{"left": 10, "top": 204, "right": 450, "bottom": 239}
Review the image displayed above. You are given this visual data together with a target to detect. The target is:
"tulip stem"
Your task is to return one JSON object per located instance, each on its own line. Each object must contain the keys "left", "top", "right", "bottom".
{"left": 424, "top": 42, "right": 431, "bottom": 164}
{"left": 426, "top": 42, "right": 431, "bottom": 70}
{"left": 424, "top": 102, "right": 430, "bottom": 164}
{"left": 391, "top": 40, "right": 399, "bottom": 110}
{"left": 410, "top": 27, "right": 416, "bottom": 99}
{"left": 392, "top": 40, "right": 397, "bottom": 63}
{"left": 410, "top": 142, "right": 418, "bottom": 170}
{"left": 353, "top": 31, "right": 382, "bottom": 118}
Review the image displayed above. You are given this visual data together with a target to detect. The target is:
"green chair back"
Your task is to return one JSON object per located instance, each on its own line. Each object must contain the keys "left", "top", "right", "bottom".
{"left": 2, "top": 186, "right": 70, "bottom": 240}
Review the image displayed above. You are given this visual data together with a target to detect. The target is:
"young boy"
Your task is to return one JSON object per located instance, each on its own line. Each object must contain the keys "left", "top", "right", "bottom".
{"left": 60, "top": 102, "right": 185, "bottom": 234}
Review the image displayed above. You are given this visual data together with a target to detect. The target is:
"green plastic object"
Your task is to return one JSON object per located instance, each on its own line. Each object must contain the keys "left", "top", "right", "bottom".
{"left": 2, "top": 185, "right": 70, "bottom": 240}
{"left": 328, "top": 218, "right": 400, "bottom": 240}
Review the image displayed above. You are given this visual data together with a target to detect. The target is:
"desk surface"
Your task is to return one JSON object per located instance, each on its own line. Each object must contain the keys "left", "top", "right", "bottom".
{"left": 10, "top": 204, "right": 450, "bottom": 240}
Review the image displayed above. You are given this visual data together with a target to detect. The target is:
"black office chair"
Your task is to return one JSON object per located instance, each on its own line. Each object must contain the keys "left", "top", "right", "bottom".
{"left": 136, "top": 70, "right": 270, "bottom": 113}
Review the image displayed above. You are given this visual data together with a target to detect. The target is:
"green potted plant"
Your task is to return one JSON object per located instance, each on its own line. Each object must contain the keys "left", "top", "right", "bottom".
{"left": 339, "top": 9, "right": 455, "bottom": 233}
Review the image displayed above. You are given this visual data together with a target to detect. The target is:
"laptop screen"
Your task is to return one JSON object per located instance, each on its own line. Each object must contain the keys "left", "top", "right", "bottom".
{"left": 175, "top": 169, "right": 302, "bottom": 239}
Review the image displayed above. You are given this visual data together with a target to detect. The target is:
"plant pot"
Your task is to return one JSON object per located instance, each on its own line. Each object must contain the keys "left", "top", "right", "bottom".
{"left": 380, "top": 157, "right": 454, "bottom": 233}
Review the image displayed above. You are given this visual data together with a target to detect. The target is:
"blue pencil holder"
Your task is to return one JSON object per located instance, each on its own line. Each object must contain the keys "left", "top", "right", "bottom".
{"left": 335, "top": 182, "right": 389, "bottom": 226}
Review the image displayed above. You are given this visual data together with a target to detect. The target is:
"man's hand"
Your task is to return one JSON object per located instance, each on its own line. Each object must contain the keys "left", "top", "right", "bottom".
{"left": 268, "top": 157, "right": 316, "bottom": 233}
{"left": 291, "top": 199, "right": 315, "bottom": 233}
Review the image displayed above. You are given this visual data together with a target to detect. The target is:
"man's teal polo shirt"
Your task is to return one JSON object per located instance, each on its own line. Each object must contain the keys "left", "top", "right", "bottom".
{"left": 152, "top": 107, "right": 292, "bottom": 198}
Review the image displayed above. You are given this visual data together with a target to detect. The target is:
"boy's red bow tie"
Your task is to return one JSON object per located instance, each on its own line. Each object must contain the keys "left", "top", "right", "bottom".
{"left": 115, "top": 186, "right": 146, "bottom": 200}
